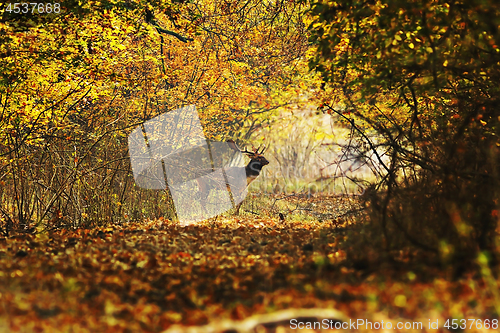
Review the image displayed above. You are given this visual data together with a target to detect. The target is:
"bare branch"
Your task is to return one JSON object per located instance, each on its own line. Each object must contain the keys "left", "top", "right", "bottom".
{"left": 154, "top": 26, "right": 194, "bottom": 43}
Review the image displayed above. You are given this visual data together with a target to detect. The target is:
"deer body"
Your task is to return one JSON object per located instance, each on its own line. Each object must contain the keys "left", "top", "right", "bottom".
{"left": 196, "top": 140, "right": 269, "bottom": 215}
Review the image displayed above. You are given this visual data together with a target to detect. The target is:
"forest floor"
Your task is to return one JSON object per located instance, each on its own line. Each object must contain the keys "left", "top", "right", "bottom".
{"left": 0, "top": 195, "right": 498, "bottom": 332}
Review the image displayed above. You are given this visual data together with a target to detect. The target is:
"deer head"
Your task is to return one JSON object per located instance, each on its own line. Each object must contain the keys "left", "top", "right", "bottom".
{"left": 227, "top": 140, "right": 269, "bottom": 175}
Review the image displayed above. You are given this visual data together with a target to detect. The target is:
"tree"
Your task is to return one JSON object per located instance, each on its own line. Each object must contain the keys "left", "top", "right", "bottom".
{"left": 306, "top": 0, "right": 500, "bottom": 266}
{"left": 0, "top": 0, "right": 309, "bottom": 231}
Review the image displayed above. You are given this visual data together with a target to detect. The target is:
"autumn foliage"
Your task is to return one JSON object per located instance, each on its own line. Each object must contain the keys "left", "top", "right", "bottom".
{"left": 0, "top": 0, "right": 308, "bottom": 229}
{"left": 307, "top": 0, "right": 500, "bottom": 265}
{"left": 2, "top": 218, "right": 500, "bottom": 332}
{"left": 2, "top": 0, "right": 500, "bottom": 332}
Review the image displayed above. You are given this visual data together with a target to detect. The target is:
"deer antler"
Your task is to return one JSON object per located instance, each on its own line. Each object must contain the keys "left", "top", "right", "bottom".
{"left": 227, "top": 140, "right": 253, "bottom": 155}
{"left": 251, "top": 145, "right": 267, "bottom": 155}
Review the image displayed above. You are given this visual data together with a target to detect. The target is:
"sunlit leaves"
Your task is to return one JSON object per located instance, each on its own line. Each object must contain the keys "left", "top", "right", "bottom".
{"left": 0, "top": 0, "right": 315, "bottom": 230}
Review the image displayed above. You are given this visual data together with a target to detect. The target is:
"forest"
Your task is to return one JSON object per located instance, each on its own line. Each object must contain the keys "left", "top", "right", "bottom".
{"left": 1, "top": 0, "right": 500, "bottom": 332}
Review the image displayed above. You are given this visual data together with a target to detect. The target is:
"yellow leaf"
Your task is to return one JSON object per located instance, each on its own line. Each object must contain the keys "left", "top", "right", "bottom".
{"left": 394, "top": 295, "right": 407, "bottom": 307}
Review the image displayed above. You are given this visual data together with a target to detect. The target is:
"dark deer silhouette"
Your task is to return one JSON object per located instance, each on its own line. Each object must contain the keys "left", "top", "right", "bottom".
{"left": 196, "top": 140, "right": 269, "bottom": 215}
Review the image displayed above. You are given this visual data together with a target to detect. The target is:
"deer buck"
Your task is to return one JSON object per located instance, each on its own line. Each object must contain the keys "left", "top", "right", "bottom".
{"left": 196, "top": 140, "right": 269, "bottom": 215}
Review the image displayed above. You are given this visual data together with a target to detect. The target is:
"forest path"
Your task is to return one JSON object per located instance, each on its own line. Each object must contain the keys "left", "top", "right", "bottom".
{"left": 0, "top": 216, "right": 495, "bottom": 332}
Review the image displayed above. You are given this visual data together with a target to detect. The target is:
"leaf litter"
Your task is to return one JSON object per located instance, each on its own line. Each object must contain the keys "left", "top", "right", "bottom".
{"left": 0, "top": 212, "right": 498, "bottom": 332}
